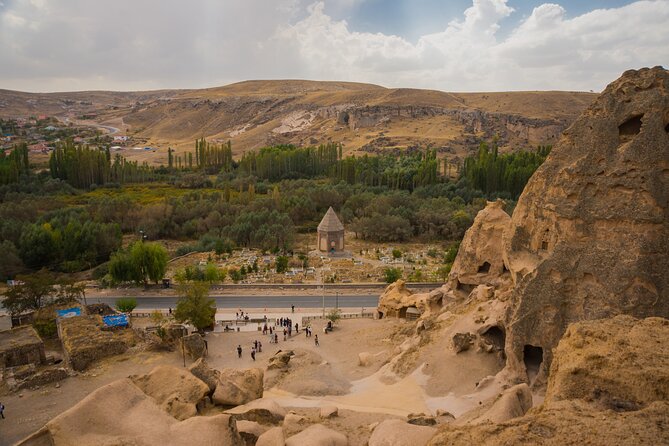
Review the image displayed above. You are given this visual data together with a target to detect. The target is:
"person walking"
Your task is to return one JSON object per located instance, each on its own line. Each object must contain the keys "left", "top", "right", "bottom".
{"left": 295, "top": 322, "right": 299, "bottom": 334}
{"left": 258, "top": 341, "right": 262, "bottom": 353}
{"left": 314, "top": 335, "right": 319, "bottom": 347}
{"left": 0, "top": 401, "right": 5, "bottom": 419}
{"left": 274, "top": 333, "right": 279, "bottom": 343}
{"left": 237, "top": 345, "right": 242, "bottom": 358}
{"left": 251, "top": 347, "right": 256, "bottom": 361}
{"left": 291, "top": 305, "right": 295, "bottom": 313}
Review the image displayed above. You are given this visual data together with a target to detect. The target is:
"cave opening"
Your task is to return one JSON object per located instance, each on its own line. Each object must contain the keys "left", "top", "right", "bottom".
{"left": 478, "top": 261, "right": 491, "bottom": 273}
{"left": 523, "top": 345, "right": 544, "bottom": 384}
{"left": 481, "top": 325, "right": 506, "bottom": 358}
{"left": 665, "top": 122, "right": 669, "bottom": 133}
{"left": 618, "top": 114, "right": 643, "bottom": 140}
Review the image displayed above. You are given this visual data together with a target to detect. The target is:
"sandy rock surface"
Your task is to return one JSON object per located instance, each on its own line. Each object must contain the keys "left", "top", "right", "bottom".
{"left": 368, "top": 419, "right": 437, "bottom": 446}
{"left": 502, "top": 66, "right": 669, "bottom": 380}
{"left": 130, "top": 365, "right": 210, "bottom": 420}
{"left": 213, "top": 367, "right": 264, "bottom": 406}
{"left": 285, "top": 423, "right": 348, "bottom": 446}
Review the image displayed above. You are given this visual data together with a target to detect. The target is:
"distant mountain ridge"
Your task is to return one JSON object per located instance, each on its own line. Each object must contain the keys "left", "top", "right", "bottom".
{"left": 0, "top": 80, "right": 597, "bottom": 164}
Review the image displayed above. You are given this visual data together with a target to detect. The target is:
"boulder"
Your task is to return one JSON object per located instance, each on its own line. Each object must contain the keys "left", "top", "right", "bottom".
{"left": 181, "top": 333, "right": 207, "bottom": 359}
{"left": 188, "top": 357, "right": 220, "bottom": 392}
{"left": 237, "top": 420, "right": 269, "bottom": 445}
{"left": 24, "top": 378, "right": 243, "bottom": 446}
{"left": 369, "top": 419, "right": 436, "bottom": 446}
{"left": 502, "top": 67, "right": 669, "bottom": 380}
{"left": 320, "top": 406, "right": 338, "bottom": 419}
{"left": 448, "top": 200, "right": 511, "bottom": 291}
{"left": 256, "top": 426, "right": 285, "bottom": 446}
{"left": 131, "top": 365, "right": 210, "bottom": 420}
{"left": 473, "top": 383, "right": 533, "bottom": 424}
{"left": 358, "top": 352, "right": 373, "bottom": 367}
{"left": 283, "top": 412, "right": 308, "bottom": 432}
{"left": 407, "top": 415, "right": 437, "bottom": 426}
{"left": 213, "top": 368, "right": 264, "bottom": 406}
{"left": 267, "top": 350, "right": 294, "bottom": 370}
{"left": 377, "top": 280, "right": 415, "bottom": 318}
{"left": 225, "top": 398, "right": 287, "bottom": 425}
{"left": 285, "top": 424, "right": 348, "bottom": 446}
{"left": 452, "top": 332, "right": 475, "bottom": 353}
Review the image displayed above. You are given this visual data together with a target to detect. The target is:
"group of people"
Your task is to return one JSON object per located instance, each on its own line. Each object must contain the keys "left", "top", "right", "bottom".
{"left": 235, "top": 310, "right": 250, "bottom": 322}
{"left": 237, "top": 339, "right": 263, "bottom": 361}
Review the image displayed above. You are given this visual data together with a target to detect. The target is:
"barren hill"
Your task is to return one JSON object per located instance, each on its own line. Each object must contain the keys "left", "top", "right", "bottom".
{"left": 0, "top": 80, "right": 596, "bottom": 164}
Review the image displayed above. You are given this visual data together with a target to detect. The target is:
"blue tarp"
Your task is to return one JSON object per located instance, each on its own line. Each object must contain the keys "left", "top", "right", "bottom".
{"left": 57, "top": 307, "right": 81, "bottom": 318}
{"left": 103, "top": 314, "right": 129, "bottom": 327}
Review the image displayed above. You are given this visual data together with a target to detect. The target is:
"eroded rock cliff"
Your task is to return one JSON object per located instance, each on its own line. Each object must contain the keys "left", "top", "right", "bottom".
{"left": 502, "top": 66, "right": 669, "bottom": 382}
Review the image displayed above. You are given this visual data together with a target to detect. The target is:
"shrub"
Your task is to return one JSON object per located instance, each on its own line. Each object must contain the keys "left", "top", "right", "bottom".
{"left": 383, "top": 267, "right": 402, "bottom": 283}
{"left": 33, "top": 319, "right": 57, "bottom": 338}
{"left": 115, "top": 297, "right": 137, "bottom": 313}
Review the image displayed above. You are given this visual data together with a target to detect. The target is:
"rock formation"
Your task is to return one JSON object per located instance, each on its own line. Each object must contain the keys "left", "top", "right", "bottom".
{"left": 285, "top": 423, "right": 348, "bottom": 446}
{"left": 130, "top": 365, "right": 210, "bottom": 420}
{"left": 17, "top": 378, "right": 243, "bottom": 446}
{"left": 369, "top": 419, "right": 437, "bottom": 446}
{"left": 428, "top": 316, "right": 669, "bottom": 445}
{"left": 377, "top": 280, "right": 415, "bottom": 318}
{"left": 448, "top": 199, "right": 511, "bottom": 292}
{"left": 213, "top": 367, "right": 264, "bottom": 406}
{"left": 502, "top": 66, "right": 669, "bottom": 382}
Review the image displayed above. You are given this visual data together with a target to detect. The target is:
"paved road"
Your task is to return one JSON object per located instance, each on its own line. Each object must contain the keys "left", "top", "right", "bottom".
{"left": 88, "top": 294, "right": 379, "bottom": 310}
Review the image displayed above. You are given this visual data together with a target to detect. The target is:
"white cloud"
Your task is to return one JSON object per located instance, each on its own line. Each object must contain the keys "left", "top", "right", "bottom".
{"left": 0, "top": 0, "right": 667, "bottom": 92}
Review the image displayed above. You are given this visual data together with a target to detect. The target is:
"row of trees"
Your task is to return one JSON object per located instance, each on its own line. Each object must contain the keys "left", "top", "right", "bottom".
{"left": 333, "top": 150, "right": 440, "bottom": 191}
{"left": 0, "top": 143, "right": 30, "bottom": 185}
{"left": 238, "top": 143, "right": 341, "bottom": 181}
{"left": 49, "top": 142, "right": 157, "bottom": 188}
{"left": 462, "top": 142, "right": 551, "bottom": 198}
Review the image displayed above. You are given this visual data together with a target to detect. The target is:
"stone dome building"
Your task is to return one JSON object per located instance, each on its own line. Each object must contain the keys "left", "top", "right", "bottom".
{"left": 317, "top": 207, "right": 345, "bottom": 253}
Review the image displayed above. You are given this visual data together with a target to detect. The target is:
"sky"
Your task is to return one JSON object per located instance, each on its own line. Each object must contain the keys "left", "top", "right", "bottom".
{"left": 0, "top": 0, "right": 667, "bottom": 93}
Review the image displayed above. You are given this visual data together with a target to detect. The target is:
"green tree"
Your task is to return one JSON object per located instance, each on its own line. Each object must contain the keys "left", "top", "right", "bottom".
{"left": 383, "top": 267, "right": 402, "bottom": 284}
{"left": 392, "top": 249, "right": 402, "bottom": 259}
{"left": 204, "top": 263, "right": 220, "bottom": 283}
{"left": 174, "top": 281, "right": 215, "bottom": 331}
{"left": 115, "top": 297, "right": 138, "bottom": 313}
{"left": 130, "top": 241, "right": 168, "bottom": 285}
{"left": 275, "top": 256, "right": 289, "bottom": 273}
{"left": 326, "top": 308, "right": 342, "bottom": 325}
{"left": 108, "top": 241, "right": 168, "bottom": 285}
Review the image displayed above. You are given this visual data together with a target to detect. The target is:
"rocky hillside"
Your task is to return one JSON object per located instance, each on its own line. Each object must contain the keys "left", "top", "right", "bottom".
{"left": 0, "top": 80, "right": 596, "bottom": 161}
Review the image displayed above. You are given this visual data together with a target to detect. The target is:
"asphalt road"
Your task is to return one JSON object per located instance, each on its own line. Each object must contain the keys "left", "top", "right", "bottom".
{"left": 88, "top": 294, "right": 379, "bottom": 310}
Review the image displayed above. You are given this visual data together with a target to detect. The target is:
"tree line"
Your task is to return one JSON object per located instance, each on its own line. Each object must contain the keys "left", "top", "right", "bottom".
{"left": 0, "top": 143, "right": 30, "bottom": 185}
{"left": 462, "top": 142, "right": 551, "bottom": 198}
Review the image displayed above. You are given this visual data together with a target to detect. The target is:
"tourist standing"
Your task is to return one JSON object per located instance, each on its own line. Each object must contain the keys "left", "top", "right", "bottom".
{"left": 237, "top": 345, "right": 242, "bottom": 358}
{"left": 314, "top": 335, "right": 319, "bottom": 347}
{"left": 251, "top": 347, "right": 256, "bottom": 361}
{"left": 295, "top": 322, "right": 299, "bottom": 334}
{"left": 0, "top": 401, "right": 5, "bottom": 419}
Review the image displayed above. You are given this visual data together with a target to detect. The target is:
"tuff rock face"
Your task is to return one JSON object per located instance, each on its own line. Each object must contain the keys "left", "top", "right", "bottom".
{"left": 502, "top": 66, "right": 669, "bottom": 382}
{"left": 428, "top": 316, "right": 669, "bottom": 446}
{"left": 448, "top": 199, "right": 511, "bottom": 292}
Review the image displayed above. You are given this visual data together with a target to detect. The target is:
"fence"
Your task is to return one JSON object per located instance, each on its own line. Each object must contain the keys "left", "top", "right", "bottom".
{"left": 302, "top": 312, "right": 375, "bottom": 323}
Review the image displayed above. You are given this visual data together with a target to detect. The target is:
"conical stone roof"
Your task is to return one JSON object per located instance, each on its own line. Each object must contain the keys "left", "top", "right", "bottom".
{"left": 317, "top": 207, "right": 344, "bottom": 232}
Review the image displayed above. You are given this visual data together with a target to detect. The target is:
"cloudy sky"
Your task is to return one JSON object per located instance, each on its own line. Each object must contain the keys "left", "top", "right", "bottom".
{"left": 1, "top": 0, "right": 667, "bottom": 92}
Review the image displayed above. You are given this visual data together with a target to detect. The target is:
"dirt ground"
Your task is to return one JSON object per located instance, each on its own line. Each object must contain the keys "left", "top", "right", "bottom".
{"left": 1, "top": 310, "right": 505, "bottom": 445}
{"left": 0, "top": 318, "right": 401, "bottom": 445}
